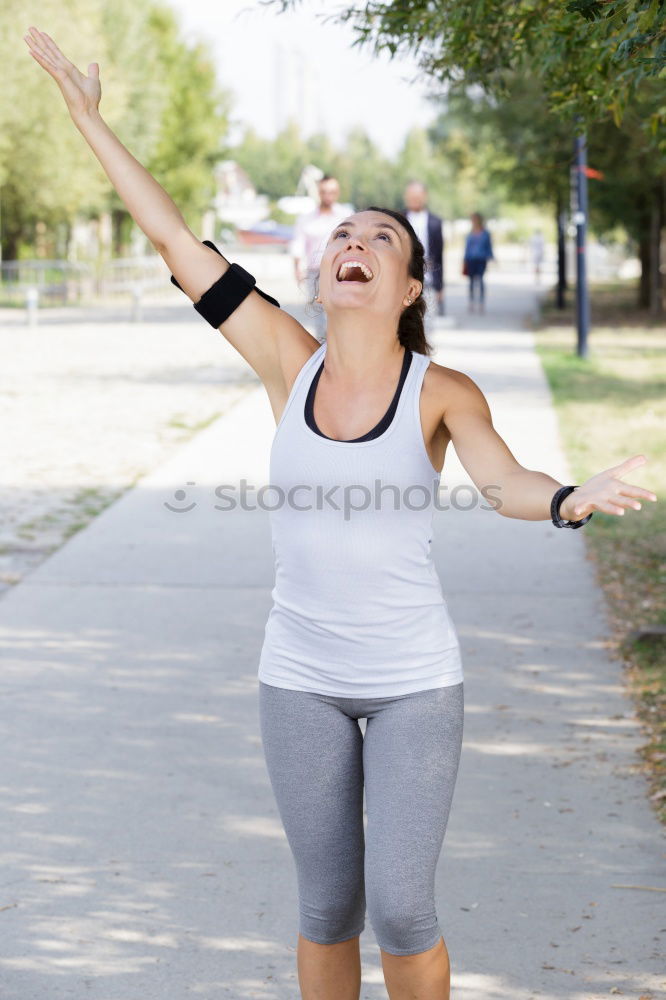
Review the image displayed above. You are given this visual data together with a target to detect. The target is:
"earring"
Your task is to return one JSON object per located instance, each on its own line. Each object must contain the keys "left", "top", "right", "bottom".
{"left": 406, "top": 297, "right": 413, "bottom": 305}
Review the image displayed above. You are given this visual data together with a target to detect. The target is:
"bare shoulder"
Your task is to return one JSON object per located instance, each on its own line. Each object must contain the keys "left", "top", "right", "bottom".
{"left": 421, "top": 359, "right": 493, "bottom": 446}
{"left": 422, "top": 358, "right": 486, "bottom": 411}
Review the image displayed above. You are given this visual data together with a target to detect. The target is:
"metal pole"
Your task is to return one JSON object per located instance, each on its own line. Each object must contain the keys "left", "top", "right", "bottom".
{"left": 131, "top": 281, "right": 142, "bottom": 322}
{"left": 574, "top": 131, "right": 590, "bottom": 358}
{"left": 26, "top": 284, "right": 39, "bottom": 326}
{"left": 556, "top": 193, "right": 566, "bottom": 309}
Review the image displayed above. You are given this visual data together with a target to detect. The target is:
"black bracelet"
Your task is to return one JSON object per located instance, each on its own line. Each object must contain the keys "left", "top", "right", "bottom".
{"left": 170, "top": 240, "right": 280, "bottom": 328}
{"left": 550, "top": 485, "right": 593, "bottom": 529}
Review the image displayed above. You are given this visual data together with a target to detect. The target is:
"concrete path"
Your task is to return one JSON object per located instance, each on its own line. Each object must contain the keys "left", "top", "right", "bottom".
{"left": 1, "top": 273, "right": 664, "bottom": 999}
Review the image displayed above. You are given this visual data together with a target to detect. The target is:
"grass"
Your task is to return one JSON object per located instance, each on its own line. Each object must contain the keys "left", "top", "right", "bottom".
{"left": 166, "top": 411, "right": 223, "bottom": 434}
{"left": 533, "top": 281, "right": 666, "bottom": 823}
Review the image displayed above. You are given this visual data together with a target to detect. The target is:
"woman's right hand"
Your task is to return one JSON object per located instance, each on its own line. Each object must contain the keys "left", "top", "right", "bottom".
{"left": 23, "top": 26, "right": 101, "bottom": 123}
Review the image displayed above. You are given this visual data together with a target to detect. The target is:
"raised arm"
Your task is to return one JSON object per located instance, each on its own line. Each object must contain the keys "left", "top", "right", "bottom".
{"left": 23, "top": 26, "right": 314, "bottom": 389}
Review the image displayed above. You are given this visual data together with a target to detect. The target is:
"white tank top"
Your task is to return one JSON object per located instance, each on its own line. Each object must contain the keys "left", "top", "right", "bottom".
{"left": 257, "top": 341, "right": 464, "bottom": 697}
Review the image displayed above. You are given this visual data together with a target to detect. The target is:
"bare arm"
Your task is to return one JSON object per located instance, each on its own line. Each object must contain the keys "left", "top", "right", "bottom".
{"left": 23, "top": 26, "right": 313, "bottom": 387}
{"left": 442, "top": 372, "right": 657, "bottom": 521}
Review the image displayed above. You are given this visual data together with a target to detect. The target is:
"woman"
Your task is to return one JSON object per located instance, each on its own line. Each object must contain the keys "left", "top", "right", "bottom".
{"left": 24, "top": 28, "right": 657, "bottom": 1000}
{"left": 463, "top": 212, "right": 494, "bottom": 313}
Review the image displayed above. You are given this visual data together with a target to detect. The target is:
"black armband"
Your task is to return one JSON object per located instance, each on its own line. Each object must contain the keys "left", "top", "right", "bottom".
{"left": 170, "top": 239, "right": 280, "bottom": 328}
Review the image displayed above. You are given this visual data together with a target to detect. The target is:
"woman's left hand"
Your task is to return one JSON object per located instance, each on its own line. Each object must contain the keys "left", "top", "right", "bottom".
{"left": 560, "top": 454, "right": 658, "bottom": 521}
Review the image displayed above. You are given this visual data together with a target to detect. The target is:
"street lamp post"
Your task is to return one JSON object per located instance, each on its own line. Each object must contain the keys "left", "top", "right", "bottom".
{"left": 556, "top": 192, "right": 567, "bottom": 309}
{"left": 573, "top": 130, "right": 591, "bottom": 358}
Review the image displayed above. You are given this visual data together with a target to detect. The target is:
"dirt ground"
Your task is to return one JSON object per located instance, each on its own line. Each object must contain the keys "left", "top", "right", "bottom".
{"left": 0, "top": 300, "right": 258, "bottom": 594}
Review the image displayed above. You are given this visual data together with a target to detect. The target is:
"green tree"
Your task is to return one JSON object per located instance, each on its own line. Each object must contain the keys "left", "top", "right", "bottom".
{"left": 143, "top": 3, "right": 232, "bottom": 242}
{"left": 304, "top": 132, "right": 344, "bottom": 180}
{"left": 1, "top": 0, "right": 232, "bottom": 260}
{"left": 232, "top": 122, "right": 397, "bottom": 211}
{"left": 270, "top": 0, "right": 665, "bottom": 310}
{"left": 232, "top": 120, "right": 310, "bottom": 201}
{"left": 0, "top": 0, "right": 111, "bottom": 259}
{"left": 586, "top": 89, "right": 666, "bottom": 310}
{"left": 95, "top": 0, "right": 173, "bottom": 255}
{"left": 433, "top": 80, "right": 665, "bottom": 309}
{"left": 393, "top": 128, "right": 458, "bottom": 216}
{"left": 271, "top": 0, "right": 665, "bottom": 132}
{"left": 420, "top": 117, "right": 504, "bottom": 221}
{"left": 334, "top": 127, "right": 398, "bottom": 209}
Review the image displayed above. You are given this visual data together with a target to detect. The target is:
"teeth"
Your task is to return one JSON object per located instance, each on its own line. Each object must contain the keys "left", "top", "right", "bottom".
{"left": 338, "top": 259, "right": 373, "bottom": 280}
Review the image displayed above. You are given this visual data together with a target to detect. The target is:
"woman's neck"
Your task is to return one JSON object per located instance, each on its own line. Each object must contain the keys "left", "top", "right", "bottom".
{"left": 321, "top": 326, "right": 405, "bottom": 384}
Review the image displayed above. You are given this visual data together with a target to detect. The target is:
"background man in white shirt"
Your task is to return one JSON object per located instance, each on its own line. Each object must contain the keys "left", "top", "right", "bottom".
{"left": 403, "top": 181, "right": 446, "bottom": 324}
{"left": 290, "top": 175, "right": 350, "bottom": 341}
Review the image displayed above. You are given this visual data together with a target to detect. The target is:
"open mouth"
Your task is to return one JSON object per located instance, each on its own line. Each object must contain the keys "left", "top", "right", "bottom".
{"left": 336, "top": 259, "right": 374, "bottom": 283}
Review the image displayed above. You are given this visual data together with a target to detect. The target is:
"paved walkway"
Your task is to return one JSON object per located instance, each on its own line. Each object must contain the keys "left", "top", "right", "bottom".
{"left": 1, "top": 273, "right": 664, "bottom": 999}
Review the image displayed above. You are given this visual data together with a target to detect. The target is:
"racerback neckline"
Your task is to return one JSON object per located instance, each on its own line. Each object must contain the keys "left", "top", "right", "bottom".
{"left": 304, "top": 347, "right": 413, "bottom": 443}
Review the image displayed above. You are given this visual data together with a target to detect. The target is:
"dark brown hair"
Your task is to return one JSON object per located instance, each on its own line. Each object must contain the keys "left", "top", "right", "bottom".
{"left": 366, "top": 206, "right": 432, "bottom": 356}
{"left": 308, "top": 206, "right": 433, "bottom": 356}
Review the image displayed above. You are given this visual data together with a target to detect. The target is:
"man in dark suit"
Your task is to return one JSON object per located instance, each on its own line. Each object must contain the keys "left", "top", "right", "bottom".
{"left": 403, "top": 181, "right": 445, "bottom": 320}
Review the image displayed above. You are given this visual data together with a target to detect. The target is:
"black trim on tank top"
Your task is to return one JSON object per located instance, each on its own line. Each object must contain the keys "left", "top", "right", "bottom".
{"left": 304, "top": 348, "right": 413, "bottom": 442}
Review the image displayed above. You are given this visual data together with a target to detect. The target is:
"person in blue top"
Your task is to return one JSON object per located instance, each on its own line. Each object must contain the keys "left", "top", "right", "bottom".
{"left": 463, "top": 212, "right": 494, "bottom": 313}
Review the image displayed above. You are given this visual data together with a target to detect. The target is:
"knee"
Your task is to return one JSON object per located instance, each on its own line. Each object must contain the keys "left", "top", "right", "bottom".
{"left": 299, "top": 886, "right": 366, "bottom": 946}
{"left": 367, "top": 887, "right": 440, "bottom": 956}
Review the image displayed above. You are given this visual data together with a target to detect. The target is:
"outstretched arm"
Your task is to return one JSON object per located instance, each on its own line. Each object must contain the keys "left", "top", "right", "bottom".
{"left": 23, "top": 26, "right": 313, "bottom": 388}
{"left": 442, "top": 371, "right": 657, "bottom": 522}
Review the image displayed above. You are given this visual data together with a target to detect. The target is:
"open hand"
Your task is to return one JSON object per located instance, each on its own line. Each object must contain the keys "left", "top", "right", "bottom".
{"left": 23, "top": 26, "right": 101, "bottom": 122}
{"left": 561, "top": 454, "right": 658, "bottom": 521}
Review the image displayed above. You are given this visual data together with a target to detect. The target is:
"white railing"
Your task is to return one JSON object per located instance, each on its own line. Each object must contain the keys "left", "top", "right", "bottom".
{"left": 0, "top": 255, "right": 181, "bottom": 323}
{"left": 0, "top": 259, "right": 91, "bottom": 308}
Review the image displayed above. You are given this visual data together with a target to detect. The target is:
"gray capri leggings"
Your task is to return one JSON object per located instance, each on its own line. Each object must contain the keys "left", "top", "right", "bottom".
{"left": 259, "top": 679, "right": 464, "bottom": 956}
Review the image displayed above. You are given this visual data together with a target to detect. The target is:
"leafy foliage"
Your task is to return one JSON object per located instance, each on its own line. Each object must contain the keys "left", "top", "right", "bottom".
{"left": 1, "top": 0, "right": 232, "bottom": 258}
{"left": 144, "top": 3, "right": 233, "bottom": 231}
{"left": 230, "top": 117, "right": 501, "bottom": 219}
{"left": 1, "top": 0, "right": 112, "bottom": 256}
{"left": 267, "top": 0, "right": 664, "bottom": 310}
{"left": 268, "top": 0, "right": 665, "bottom": 131}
